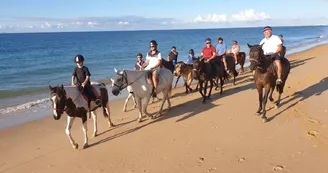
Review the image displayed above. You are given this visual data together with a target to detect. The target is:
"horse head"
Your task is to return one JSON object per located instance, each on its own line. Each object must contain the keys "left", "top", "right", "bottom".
{"left": 248, "top": 43, "right": 264, "bottom": 71}
{"left": 192, "top": 57, "right": 202, "bottom": 80}
{"left": 111, "top": 69, "right": 128, "bottom": 96}
{"left": 49, "top": 84, "right": 67, "bottom": 120}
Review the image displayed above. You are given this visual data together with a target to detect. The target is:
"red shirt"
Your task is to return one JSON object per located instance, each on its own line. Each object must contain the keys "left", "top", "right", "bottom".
{"left": 202, "top": 45, "right": 216, "bottom": 59}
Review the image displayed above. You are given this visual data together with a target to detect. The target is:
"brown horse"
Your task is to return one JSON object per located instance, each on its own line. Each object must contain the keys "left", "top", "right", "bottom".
{"left": 174, "top": 61, "right": 198, "bottom": 94}
{"left": 161, "top": 58, "right": 175, "bottom": 73}
{"left": 226, "top": 52, "right": 246, "bottom": 74}
{"left": 248, "top": 44, "right": 290, "bottom": 122}
{"left": 193, "top": 57, "right": 226, "bottom": 103}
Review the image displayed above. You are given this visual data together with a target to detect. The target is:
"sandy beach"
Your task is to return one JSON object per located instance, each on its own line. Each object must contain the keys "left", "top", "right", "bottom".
{"left": 1, "top": 44, "right": 328, "bottom": 173}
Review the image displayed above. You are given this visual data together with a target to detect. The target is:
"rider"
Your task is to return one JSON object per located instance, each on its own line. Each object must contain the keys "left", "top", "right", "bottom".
{"left": 216, "top": 37, "right": 228, "bottom": 72}
{"left": 186, "top": 49, "right": 195, "bottom": 64}
{"left": 142, "top": 40, "right": 162, "bottom": 97}
{"left": 167, "top": 46, "right": 178, "bottom": 66}
{"left": 134, "top": 53, "right": 144, "bottom": 70}
{"left": 71, "top": 55, "right": 102, "bottom": 112}
{"left": 260, "top": 26, "right": 283, "bottom": 84}
{"left": 200, "top": 38, "right": 217, "bottom": 73}
{"left": 228, "top": 40, "right": 240, "bottom": 64}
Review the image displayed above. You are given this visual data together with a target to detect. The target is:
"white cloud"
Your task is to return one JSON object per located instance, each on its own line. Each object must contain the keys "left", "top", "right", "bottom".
{"left": 230, "top": 9, "right": 269, "bottom": 22}
{"left": 118, "top": 21, "right": 129, "bottom": 25}
{"left": 40, "top": 21, "right": 52, "bottom": 29}
{"left": 87, "top": 21, "right": 99, "bottom": 27}
{"left": 193, "top": 9, "right": 269, "bottom": 23}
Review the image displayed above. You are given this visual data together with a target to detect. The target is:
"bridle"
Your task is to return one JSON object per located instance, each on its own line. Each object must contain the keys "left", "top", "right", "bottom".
{"left": 113, "top": 70, "right": 144, "bottom": 92}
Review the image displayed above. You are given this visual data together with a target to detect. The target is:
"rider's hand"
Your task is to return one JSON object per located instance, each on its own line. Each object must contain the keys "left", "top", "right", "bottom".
{"left": 71, "top": 83, "right": 75, "bottom": 86}
{"left": 81, "top": 83, "right": 86, "bottom": 88}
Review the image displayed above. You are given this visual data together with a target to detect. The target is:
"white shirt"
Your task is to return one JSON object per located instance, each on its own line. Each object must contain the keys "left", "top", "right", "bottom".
{"left": 144, "top": 51, "right": 162, "bottom": 70}
{"left": 259, "top": 35, "right": 282, "bottom": 55}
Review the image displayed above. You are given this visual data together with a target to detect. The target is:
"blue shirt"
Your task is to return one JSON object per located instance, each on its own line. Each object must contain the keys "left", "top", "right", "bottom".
{"left": 187, "top": 55, "right": 194, "bottom": 64}
{"left": 216, "top": 42, "right": 227, "bottom": 55}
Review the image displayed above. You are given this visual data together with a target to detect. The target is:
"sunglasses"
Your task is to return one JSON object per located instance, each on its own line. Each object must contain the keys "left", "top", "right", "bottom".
{"left": 206, "top": 42, "right": 211, "bottom": 44}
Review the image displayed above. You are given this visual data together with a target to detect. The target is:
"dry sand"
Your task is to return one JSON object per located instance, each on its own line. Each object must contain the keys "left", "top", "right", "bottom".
{"left": 1, "top": 44, "right": 328, "bottom": 173}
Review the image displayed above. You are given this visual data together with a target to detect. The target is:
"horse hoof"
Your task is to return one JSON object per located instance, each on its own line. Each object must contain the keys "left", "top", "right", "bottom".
{"left": 275, "top": 104, "right": 280, "bottom": 109}
{"left": 262, "top": 117, "right": 268, "bottom": 123}
{"left": 256, "top": 111, "right": 261, "bottom": 115}
{"left": 123, "top": 109, "right": 127, "bottom": 112}
{"left": 269, "top": 98, "right": 274, "bottom": 102}
{"left": 108, "top": 122, "right": 114, "bottom": 127}
{"left": 93, "top": 133, "right": 98, "bottom": 138}
{"left": 73, "top": 144, "right": 79, "bottom": 149}
{"left": 83, "top": 143, "right": 89, "bottom": 149}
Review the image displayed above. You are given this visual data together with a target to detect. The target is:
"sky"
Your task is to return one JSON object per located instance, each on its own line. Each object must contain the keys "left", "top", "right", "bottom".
{"left": 0, "top": 0, "right": 327, "bottom": 33}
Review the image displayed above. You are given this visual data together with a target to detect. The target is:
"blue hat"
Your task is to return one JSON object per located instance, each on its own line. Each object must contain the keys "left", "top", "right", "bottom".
{"left": 263, "top": 26, "right": 272, "bottom": 32}
{"left": 205, "top": 38, "right": 211, "bottom": 42}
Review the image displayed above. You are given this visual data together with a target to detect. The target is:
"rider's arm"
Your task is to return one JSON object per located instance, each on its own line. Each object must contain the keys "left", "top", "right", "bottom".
{"left": 71, "top": 76, "right": 75, "bottom": 86}
{"left": 209, "top": 47, "right": 217, "bottom": 61}
{"left": 236, "top": 45, "right": 240, "bottom": 53}
{"left": 271, "top": 44, "right": 282, "bottom": 58}
{"left": 142, "top": 59, "right": 149, "bottom": 68}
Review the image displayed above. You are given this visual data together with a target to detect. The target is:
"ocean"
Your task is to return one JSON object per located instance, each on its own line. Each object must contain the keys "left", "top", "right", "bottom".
{"left": 1, "top": 26, "right": 328, "bottom": 129}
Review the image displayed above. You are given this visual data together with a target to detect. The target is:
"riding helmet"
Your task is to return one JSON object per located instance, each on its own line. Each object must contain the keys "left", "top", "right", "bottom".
{"left": 74, "top": 55, "right": 85, "bottom": 63}
{"left": 150, "top": 40, "right": 158, "bottom": 46}
{"left": 189, "top": 49, "right": 194, "bottom": 54}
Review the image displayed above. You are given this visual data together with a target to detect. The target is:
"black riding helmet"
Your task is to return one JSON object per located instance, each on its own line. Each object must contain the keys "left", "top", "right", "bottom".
{"left": 74, "top": 55, "right": 85, "bottom": 63}
{"left": 189, "top": 49, "right": 194, "bottom": 55}
{"left": 150, "top": 40, "right": 158, "bottom": 46}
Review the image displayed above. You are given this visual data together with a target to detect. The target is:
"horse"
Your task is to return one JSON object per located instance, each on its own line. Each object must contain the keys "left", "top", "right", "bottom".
{"left": 248, "top": 44, "right": 290, "bottom": 122}
{"left": 219, "top": 55, "right": 239, "bottom": 85}
{"left": 49, "top": 82, "right": 114, "bottom": 149}
{"left": 111, "top": 68, "right": 173, "bottom": 122}
{"left": 174, "top": 61, "right": 198, "bottom": 94}
{"left": 192, "top": 57, "right": 226, "bottom": 103}
{"left": 226, "top": 52, "right": 246, "bottom": 74}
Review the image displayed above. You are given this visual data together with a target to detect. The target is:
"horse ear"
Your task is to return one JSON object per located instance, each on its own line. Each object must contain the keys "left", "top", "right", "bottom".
{"left": 260, "top": 43, "right": 264, "bottom": 48}
{"left": 247, "top": 43, "right": 252, "bottom": 48}
{"left": 49, "top": 85, "right": 54, "bottom": 91}
{"left": 61, "top": 84, "right": 64, "bottom": 89}
{"left": 114, "top": 68, "right": 118, "bottom": 73}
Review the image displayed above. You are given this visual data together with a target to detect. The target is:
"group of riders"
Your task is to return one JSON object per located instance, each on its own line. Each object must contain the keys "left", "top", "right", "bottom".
{"left": 71, "top": 25, "right": 285, "bottom": 113}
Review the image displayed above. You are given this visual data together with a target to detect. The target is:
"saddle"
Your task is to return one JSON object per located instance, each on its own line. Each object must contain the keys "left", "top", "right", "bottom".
{"left": 76, "top": 84, "right": 100, "bottom": 102}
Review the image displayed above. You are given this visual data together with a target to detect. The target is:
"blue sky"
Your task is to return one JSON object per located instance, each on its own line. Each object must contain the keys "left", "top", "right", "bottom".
{"left": 0, "top": 0, "right": 327, "bottom": 32}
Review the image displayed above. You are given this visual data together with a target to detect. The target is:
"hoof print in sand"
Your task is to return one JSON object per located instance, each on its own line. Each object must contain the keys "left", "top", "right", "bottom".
{"left": 197, "top": 157, "right": 205, "bottom": 163}
{"left": 307, "top": 130, "right": 319, "bottom": 137}
{"left": 307, "top": 118, "right": 319, "bottom": 124}
{"left": 205, "top": 168, "right": 217, "bottom": 173}
{"left": 238, "top": 157, "right": 245, "bottom": 163}
{"left": 273, "top": 165, "right": 284, "bottom": 171}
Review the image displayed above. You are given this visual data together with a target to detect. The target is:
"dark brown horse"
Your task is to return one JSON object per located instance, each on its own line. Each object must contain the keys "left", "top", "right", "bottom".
{"left": 193, "top": 57, "right": 226, "bottom": 103}
{"left": 161, "top": 58, "right": 175, "bottom": 73}
{"left": 219, "top": 55, "right": 238, "bottom": 85}
{"left": 248, "top": 44, "right": 290, "bottom": 122}
{"left": 226, "top": 52, "right": 246, "bottom": 74}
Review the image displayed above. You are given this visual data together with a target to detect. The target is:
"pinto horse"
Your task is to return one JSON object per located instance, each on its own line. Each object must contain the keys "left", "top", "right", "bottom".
{"left": 49, "top": 83, "right": 113, "bottom": 149}
{"left": 192, "top": 57, "right": 226, "bottom": 103}
{"left": 248, "top": 44, "right": 290, "bottom": 122}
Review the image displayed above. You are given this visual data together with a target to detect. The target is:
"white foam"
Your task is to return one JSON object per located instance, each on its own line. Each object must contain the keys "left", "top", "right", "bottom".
{"left": 0, "top": 98, "right": 49, "bottom": 116}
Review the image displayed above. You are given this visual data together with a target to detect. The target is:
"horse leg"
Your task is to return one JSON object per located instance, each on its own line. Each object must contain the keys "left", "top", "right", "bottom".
{"left": 256, "top": 85, "right": 263, "bottom": 115}
{"left": 220, "top": 77, "right": 224, "bottom": 95}
{"left": 203, "top": 80, "right": 208, "bottom": 103}
{"left": 208, "top": 79, "right": 214, "bottom": 99}
{"left": 269, "top": 86, "right": 275, "bottom": 102}
{"left": 159, "top": 91, "right": 168, "bottom": 116}
{"left": 132, "top": 93, "right": 137, "bottom": 108}
{"left": 174, "top": 75, "right": 181, "bottom": 88}
{"left": 91, "top": 111, "right": 98, "bottom": 137}
{"left": 82, "top": 119, "right": 89, "bottom": 149}
{"left": 261, "top": 86, "right": 270, "bottom": 123}
{"left": 185, "top": 81, "right": 188, "bottom": 94}
{"left": 123, "top": 93, "right": 132, "bottom": 112}
{"left": 105, "top": 103, "right": 114, "bottom": 127}
{"left": 196, "top": 81, "right": 199, "bottom": 90}
{"left": 136, "top": 97, "right": 143, "bottom": 122}
{"left": 198, "top": 81, "right": 205, "bottom": 101}
{"left": 275, "top": 83, "right": 285, "bottom": 109}
{"left": 142, "top": 96, "right": 152, "bottom": 119}
{"left": 65, "top": 116, "right": 78, "bottom": 149}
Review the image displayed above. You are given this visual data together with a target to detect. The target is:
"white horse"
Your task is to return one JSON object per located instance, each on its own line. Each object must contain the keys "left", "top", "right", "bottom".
{"left": 111, "top": 68, "right": 173, "bottom": 122}
{"left": 49, "top": 82, "right": 114, "bottom": 149}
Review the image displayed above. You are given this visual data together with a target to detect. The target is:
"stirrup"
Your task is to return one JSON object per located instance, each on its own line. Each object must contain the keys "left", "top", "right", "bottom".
{"left": 94, "top": 99, "right": 102, "bottom": 106}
